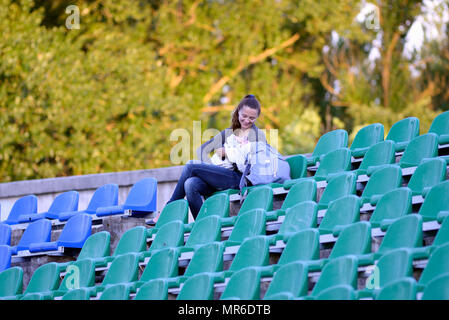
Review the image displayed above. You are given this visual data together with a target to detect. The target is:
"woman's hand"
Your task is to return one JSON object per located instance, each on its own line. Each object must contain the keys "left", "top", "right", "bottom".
{"left": 215, "top": 147, "right": 226, "bottom": 158}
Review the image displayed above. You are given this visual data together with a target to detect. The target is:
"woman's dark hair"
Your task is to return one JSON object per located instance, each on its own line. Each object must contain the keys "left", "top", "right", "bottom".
{"left": 231, "top": 95, "right": 261, "bottom": 130}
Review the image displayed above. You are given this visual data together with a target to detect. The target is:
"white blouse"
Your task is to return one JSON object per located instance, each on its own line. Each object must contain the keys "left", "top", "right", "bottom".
{"left": 210, "top": 133, "right": 252, "bottom": 172}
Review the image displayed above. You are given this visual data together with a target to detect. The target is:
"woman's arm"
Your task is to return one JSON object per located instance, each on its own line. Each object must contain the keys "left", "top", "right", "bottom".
{"left": 196, "top": 129, "right": 228, "bottom": 163}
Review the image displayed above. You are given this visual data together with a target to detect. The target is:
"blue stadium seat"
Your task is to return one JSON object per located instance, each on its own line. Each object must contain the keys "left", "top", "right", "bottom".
{"left": 96, "top": 178, "right": 157, "bottom": 217}
{"left": 28, "top": 214, "right": 92, "bottom": 253}
{"left": 58, "top": 183, "right": 118, "bottom": 221}
{"left": 17, "top": 191, "right": 79, "bottom": 223}
{"left": 2, "top": 195, "right": 38, "bottom": 225}
{"left": 9, "top": 219, "right": 52, "bottom": 255}
{"left": 0, "top": 224, "right": 11, "bottom": 246}
{"left": 0, "top": 245, "right": 11, "bottom": 272}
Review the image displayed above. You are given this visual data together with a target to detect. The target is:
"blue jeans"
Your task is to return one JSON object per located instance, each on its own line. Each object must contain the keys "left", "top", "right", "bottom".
{"left": 168, "top": 160, "right": 242, "bottom": 219}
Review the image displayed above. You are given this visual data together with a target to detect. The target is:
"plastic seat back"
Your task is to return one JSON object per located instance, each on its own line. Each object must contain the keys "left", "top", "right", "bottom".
{"left": 318, "top": 172, "right": 357, "bottom": 209}
{"left": 101, "top": 253, "right": 140, "bottom": 286}
{"left": 418, "top": 180, "right": 449, "bottom": 222}
{"left": 418, "top": 242, "right": 449, "bottom": 287}
{"left": 149, "top": 220, "right": 184, "bottom": 252}
{"left": 85, "top": 183, "right": 118, "bottom": 213}
{"left": 315, "top": 284, "right": 356, "bottom": 300}
{"left": 280, "top": 179, "right": 317, "bottom": 210}
{"left": 0, "top": 224, "right": 11, "bottom": 246}
{"left": 99, "top": 284, "right": 130, "bottom": 300}
{"left": 76, "top": 231, "right": 110, "bottom": 261}
{"left": 229, "top": 236, "right": 270, "bottom": 272}
{"left": 378, "top": 215, "right": 423, "bottom": 255}
{"left": 139, "top": 247, "right": 179, "bottom": 282}
{"left": 376, "top": 278, "right": 417, "bottom": 300}
{"left": 310, "top": 129, "right": 348, "bottom": 163}
{"left": 285, "top": 154, "right": 308, "bottom": 180}
{"left": 238, "top": 186, "right": 273, "bottom": 215}
{"left": 177, "top": 273, "right": 215, "bottom": 300}
{"left": 0, "top": 266, "right": 23, "bottom": 297}
{"left": 123, "top": 177, "right": 157, "bottom": 212}
{"left": 154, "top": 199, "right": 189, "bottom": 229}
{"left": 195, "top": 193, "right": 230, "bottom": 221}
{"left": 57, "top": 214, "right": 92, "bottom": 248}
{"left": 58, "top": 259, "right": 96, "bottom": 291}
{"left": 375, "top": 248, "right": 413, "bottom": 288}
{"left": 185, "top": 215, "right": 222, "bottom": 248}
{"left": 356, "top": 140, "right": 396, "bottom": 174}
{"left": 24, "top": 262, "right": 61, "bottom": 294}
{"left": 369, "top": 187, "right": 412, "bottom": 228}
{"left": 277, "top": 229, "right": 320, "bottom": 265}
{"left": 220, "top": 267, "right": 262, "bottom": 300}
{"left": 361, "top": 165, "right": 403, "bottom": 204}
{"left": 47, "top": 191, "right": 79, "bottom": 217}
{"left": 313, "top": 148, "right": 352, "bottom": 181}
{"left": 432, "top": 216, "right": 449, "bottom": 248}
{"left": 0, "top": 245, "right": 11, "bottom": 272}
{"left": 407, "top": 158, "right": 447, "bottom": 195}
{"left": 311, "top": 255, "right": 358, "bottom": 296}
{"left": 399, "top": 133, "right": 439, "bottom": 168}
{"left": 61, "top": 288, "right": 90, "bottom": 300}
{"left": 264, "top": 261, "right": 308, "bottom": 299}
{"left": 113, "top": 226, "right": 147, "bottom": 256}
{"left": 428, "top": 110, "right": 449, "bottom": 144}
{"left": 227, "top": 209, "right": 266, "bottom": 244}
{"left": 4, "top": 195, "right": 38, "bottom": 225}
{"left": 422, "top": 272, "right": 449, "bottom": 300}
{"left": 328, "top": 221, "right": 371, "bottom": 259}
{"left": 278, "top": 201, "right": 317, "bottom": 236}
{"left": 184, "top": 242, "right": 224, "bottom": 277}
{"left": 134, "top": 279, "right": 168, "bottom": 300}
{"left": 16, "top": 219, "right": 52, "bottom": 251}
{"left": 350, "top": 123, "right": 384, "bottom": 155}
{"left": 318, "top": 195, "right": 361, "bottom": 235}
{"left": 386, "top": 117, "right": 420, "bottom": 149}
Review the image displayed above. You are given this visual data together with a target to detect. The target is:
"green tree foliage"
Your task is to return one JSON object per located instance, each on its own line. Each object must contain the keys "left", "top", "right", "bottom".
{"left": 0, "top": 0, "right": 447, "bottom": 181}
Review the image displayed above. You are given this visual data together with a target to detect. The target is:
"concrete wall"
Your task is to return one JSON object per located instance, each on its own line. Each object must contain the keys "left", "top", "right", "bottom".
{"left": 0, "top": 165, "right": 184, "bottom": 222}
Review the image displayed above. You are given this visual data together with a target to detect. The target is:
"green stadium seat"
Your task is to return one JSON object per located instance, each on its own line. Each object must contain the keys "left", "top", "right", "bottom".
{"left": 417, "top": 180, "right": 449, "bottom": 222}
{"left": 428, "top": 110, "right": 449, "bottom": 145}
{"left": 190, "top": 193, "right": 230, "bottom": 223}
{"left": 350, "top": 123, "right": 384, "bottom": 158}
{"left": 263, "top": 261, "right": 308, "bottom": 300}
{"left": 238, "top": 186, "right": 273, "bottom": 215}
{"left": 312, "top": 148, "right": 352, "bottom": 181}
{"left": 278, "top": 178, "right": 317, "bottom": 208}
{"left": 398, "top": 133, "right": 439, "bottom": 168}
{"left": 385, "top": 117, "right": 420, "bottom": 152}
{"left": 353, "top": 140, "right": 396, "bottom": 176}
{"left": 226, "top": 236, "right": 270, "bottom": 276}
{"left": 177, "top": 273, "right": 216, "bottom": 300}
{"left": 145, "top": 221, "right": 185, "bottom": 255}
{"left": 54, "top": 259, "right": 96, "bottom": 298}
{"left": 19, "top": 262, "right": 61, "bottom": 300}
{"left": 73, "top": 231, "right": 111, "bottom": 263}
{"left": 285, "top": 154, "right": 308, "bottom": 180}
{"left": 134, "top": 279, "right": 168, "bottom": 300}
{"left": 306, "top": 129, "right": 348, "bottom": 166}
{"left": 374, "top": 215, "right": 423, "bottom": 259}
{"left": 275, "top": 201, "right": 317, "bottom": 239}
{"left": 407, "top": 158, "right": 447, "bottom": 196}
{"left": 360, "top": 164, "right": 403, "bottom": 205}
{"left": 147, "top": 199, "right": 189, "bottom": 236}
{"left": 327, "top": 221, "right": 372, "bottom": 260}
{"left": 99, "top": 284, "right": 130, "bottom": 300}
{"left": 417, "top": 242, "right": 449, "bottom": 290}
{"left": 368, "top": 187, "right": 412, "bottom": 229}
{"left": 0, "top": 267, "right": 23, "bottom": 299}
{"left": 137, "top": 248, "right": 179, "bottom": 287}
{"left": 315, "top": 285, "right": 356, "bottom": 300}
{"left": 220, "top": 267, "right": 262, "bottom": 300}
{"left": 421, "top": 272, "right": 449, "bottom": 300}
{"left": 375, "top": 277, "right": 417, "bottom": 300}
{"left": 412, "top": 216, "right": 449, "bottom": 258}
{"left": 224, "top": 209, "right": 266, "bottom": 245}
{"left": 317, "top": 172, "right": 357, "bottom": 210}
{"left": 183, "top": 215, "right": 222, "bottom": 250}
{"left": 61, "top": 288, "right": 91, "bottom": 300}
{"left": 308, "top": 255, "right": 358, "bottom": 298}
{"left": 318, "top": 195, "right": 361, "bottom": 235}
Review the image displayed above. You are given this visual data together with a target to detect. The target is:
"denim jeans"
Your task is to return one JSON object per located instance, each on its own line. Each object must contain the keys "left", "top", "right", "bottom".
{"left": 167, "top": 160, "right": 242, "bottom": 219}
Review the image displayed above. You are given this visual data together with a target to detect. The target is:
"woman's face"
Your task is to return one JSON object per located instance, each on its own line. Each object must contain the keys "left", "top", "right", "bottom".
{"left": 238, "top": 106, "right": 259, "bottom": 130}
